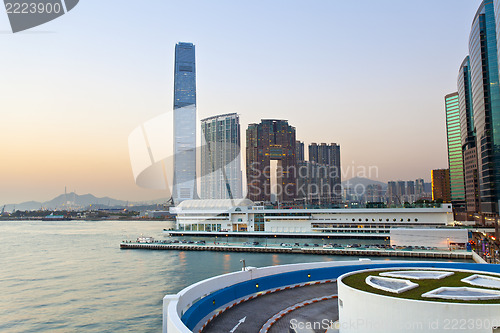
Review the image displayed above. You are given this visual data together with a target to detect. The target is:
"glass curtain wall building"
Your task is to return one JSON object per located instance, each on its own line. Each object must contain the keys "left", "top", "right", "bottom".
{"left": 458, "top": 56, "right": 480, "bottom": 213}
{"left": 469, "top": 1, "right": 500, "bottom": 214}
{"left": 200, "top": 113, "right": 242, "bottom": 200}
{"left": 172, "top": 42, "right": 197, "bottom": 204}
{"left": 445, "top": 92, "right": 466, "bottom": 209}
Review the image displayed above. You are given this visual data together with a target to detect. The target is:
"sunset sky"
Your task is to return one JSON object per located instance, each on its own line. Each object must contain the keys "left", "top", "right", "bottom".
{"left": 0, "top": 0, "right": 483, "bottom": 204}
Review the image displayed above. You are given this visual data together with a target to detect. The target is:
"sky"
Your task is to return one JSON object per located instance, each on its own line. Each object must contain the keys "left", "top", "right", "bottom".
{"left": 0, "top": 0, "right": 483, "bottom": 204}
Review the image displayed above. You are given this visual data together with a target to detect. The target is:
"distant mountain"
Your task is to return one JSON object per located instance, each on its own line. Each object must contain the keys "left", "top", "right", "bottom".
{"left": 342, "top": 177, "right": 387, "bottom": 189}
{"left": 2, "top": 193, "right": 169, "bottom": 212}
{"left": 44, "top": 193, "right": 128, "bottom": 209}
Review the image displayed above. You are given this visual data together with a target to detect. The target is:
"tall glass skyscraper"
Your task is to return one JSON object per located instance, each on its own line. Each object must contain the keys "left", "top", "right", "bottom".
{"left": 172, "top": 42, "right": 197, "bottom": 204}
{"left": 445, "top": 92, "right": 466, "bottom": 209}
{"left": 469, "top": 1, "right": 500, "bottom": 213}
{"left": 200, "top": 113, "right": 242, "bottom": 199}
{"left": 494, "top": 0, "right": 500, "bottom": 72}
{"left": 458, "top": 56, "right": 480, "bottom": 213}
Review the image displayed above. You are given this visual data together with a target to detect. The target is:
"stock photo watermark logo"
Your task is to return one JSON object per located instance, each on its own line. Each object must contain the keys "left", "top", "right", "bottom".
{"left": 4, "top": 0, "right": 78, "bottom": 33}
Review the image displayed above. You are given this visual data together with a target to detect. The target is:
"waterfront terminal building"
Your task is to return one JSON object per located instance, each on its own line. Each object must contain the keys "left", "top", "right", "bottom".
{"left": 170, "top": 199, "right": 454, "bottom": 237}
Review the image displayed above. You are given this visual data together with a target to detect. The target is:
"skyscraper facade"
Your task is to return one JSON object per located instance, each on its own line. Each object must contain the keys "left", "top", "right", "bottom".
{"left": 415, "top": 178, "right": 425, "bottom": 197}
{"left": 296, "top": 161, "right": 334, "bottom": 204}
{"left": 308, "top": 143, "right": 318, "bottom": 163}
{"left": 396, "top": 181, "right": 406, "bottom": 198}
{"left": 296, "top": 141, "right": 305, "bottom": 162}
{"left": 407, "top": 180, "right": 415, "bottom": 197}
{"left": 172, "top": 42, "right": 197, "bottom": 204}
{"left": 458, "top": 56, "right": 480, "bottom": 213}
{"left": 307, "top": 143, "right": 342, "bottom": 203}
{"left": 445, "top": 92, "right": 466, "bottom": 209}
{"left": 200, "top": 113, "right": 242, "bottom": 200}
{"left": 494, "top": 0, "right": 500, "bottom": 72}
{"left": 387, "top": 181, "right": 397, "bottom": 205}
{"left": 246, "top": 120, "right": 297, "bottom": 202}
{"left": 469, "top": 1, "right": 500, "bottom": 213}
{"left": 432, "top": 169, "right": 451, "bottom": 203}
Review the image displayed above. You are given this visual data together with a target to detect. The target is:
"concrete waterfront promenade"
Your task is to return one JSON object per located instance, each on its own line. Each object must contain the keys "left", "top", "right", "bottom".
{"left": 120, "top": 242, "right": 473, "bottom": 260}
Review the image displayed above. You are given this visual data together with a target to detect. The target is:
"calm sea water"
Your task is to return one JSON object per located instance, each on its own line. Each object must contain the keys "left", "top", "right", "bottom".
{"left": 0, "top": 221, "right": 462, "bottom": 332}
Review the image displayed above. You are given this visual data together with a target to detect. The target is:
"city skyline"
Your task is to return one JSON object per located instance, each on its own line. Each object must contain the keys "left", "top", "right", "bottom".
{"left": 0, "top": 0, "right": 483, "bottom": 204}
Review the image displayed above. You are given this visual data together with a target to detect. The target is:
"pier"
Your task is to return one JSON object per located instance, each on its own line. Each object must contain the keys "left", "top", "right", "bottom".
{"left": 165, "top": 230, "right": 389, "bottom": 239}
{"left": 120, "top": 242, "right": 473, "bottom": 260}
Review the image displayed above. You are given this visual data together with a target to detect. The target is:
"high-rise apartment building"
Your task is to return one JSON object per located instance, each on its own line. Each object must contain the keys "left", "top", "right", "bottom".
{"left": 200, "top": 113, "right": 242, "bottom": 200}
{"left": 296, "top": 141, "right": 305, "bottom": 162}
{"left": 296, "top": 161, "right": 335, "bottom": 204}
{"left": 246, "top": 119, "right": 297, "bottom": 202}
{"left": 308, "top": 143, "right": 318, "bottom": 164}
{"left": 458, "top": 56, "right": 480, "bottom": 213}
{"left": 407, "top": 181, "right": 415, "bottom": 196}
{"left": 415, "top": 178, "right": 425, "bottom": 197}
{"left": 432, "top": 169, "right": 451, "bottom": 203}
{"left": 396, "top": 181, "right": 406, "bottom": 198}
{"left": 445, "top": 92, "right": 466, "bottom": 209}
{"left": 387, "top": 181, "right": 397, "bottom": 204}
{"left": 469, "top": 1, "right": 500, "bottom": 213}
{"left": 366, "top": 184, "right": 383, "bottom": 203}
{"left": 307, "top": 143, "right": 341, "bottom": 203}
{"left": 172, "top": 42, "right": 197, "bottom": 204}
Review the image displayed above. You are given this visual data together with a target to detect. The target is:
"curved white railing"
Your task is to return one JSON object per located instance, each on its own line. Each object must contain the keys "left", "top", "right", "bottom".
{"left": 163, "top": 259, "right": 382, "bottom": 333}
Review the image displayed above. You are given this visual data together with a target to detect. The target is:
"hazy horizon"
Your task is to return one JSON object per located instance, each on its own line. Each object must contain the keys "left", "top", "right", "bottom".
{"left": 0, "top": 0, "right": 482, "bottom": 204}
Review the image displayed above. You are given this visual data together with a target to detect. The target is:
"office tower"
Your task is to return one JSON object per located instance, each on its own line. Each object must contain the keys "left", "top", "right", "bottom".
{"left": 307, "top": 143, "right": 342, "bottom": 203}
{"left": 246, "top": 119, "right": 297, "bottom": 202}
{"left": 458, "top": 56, "right": 480, "bottom": 213}
{"left": 387, "top": 181, "right": 398, "bottom": 204}
{"left": 431, "top": 169, "right": 451, "bottom": 202}
{"left": 445, "top": 92, "right": 466, "bottom": 209}
{"left": 469, "top": 1, "right": 500, "bottom": 213}
{"left": 172, "top": 42, "right": 197, "bottom": 204}
{"left": 296, "top": 141, "right": 305, "bottom": 162}
{"left": 200, "top": 113, "right": 242, "bottom": 199}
